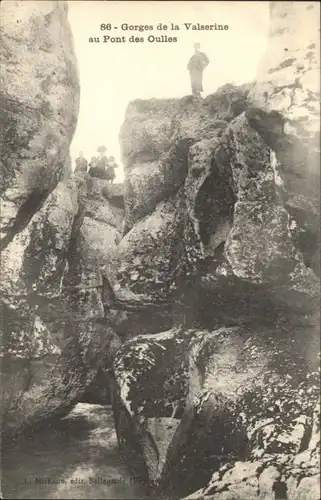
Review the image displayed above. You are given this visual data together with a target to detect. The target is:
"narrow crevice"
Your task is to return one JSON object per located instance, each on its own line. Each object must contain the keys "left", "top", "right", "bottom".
{"left": 246, "top": 108, "right": 285, "bottom": 150}
{"left": 194, "top": 152, "right": 235, "bottom": 252}
{"left": 273, "top": 480, "right": 288, "bottom": 500}
{"left": 298, "top": 423, "right": 313, "bottom": 453}
{"left": 62, "top": 186, "right": 87, "bottom": 288}
{"left": 0, "top": 188, "right": 51, "bottom": 252}
{"left": 286, "top": 204, "right": 320, "bottom": 276}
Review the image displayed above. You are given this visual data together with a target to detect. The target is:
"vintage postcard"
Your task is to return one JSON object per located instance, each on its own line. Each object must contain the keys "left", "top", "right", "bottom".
{"left": 0, "top": 1, "right": 320, "bottom": 499}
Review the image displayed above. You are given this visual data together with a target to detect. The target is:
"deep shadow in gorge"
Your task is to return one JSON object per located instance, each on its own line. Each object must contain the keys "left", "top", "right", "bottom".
{"left": 2, "top": 404, "right": 151, "bottom": 500}
{"left": 1, "top": 2, "right": 320, "bottom": 500}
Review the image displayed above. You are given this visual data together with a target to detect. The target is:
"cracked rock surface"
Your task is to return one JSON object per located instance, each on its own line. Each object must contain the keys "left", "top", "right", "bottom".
{"left": 0, "top": 1, "right": 80, "bottom": 250}
{"left": 109, "top": 3, "right": 320, "bottom": 498}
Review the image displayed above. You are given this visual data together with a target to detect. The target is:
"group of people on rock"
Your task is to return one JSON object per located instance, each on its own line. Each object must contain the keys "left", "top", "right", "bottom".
{"left": 73, "top": 44, "right": 209, "bottom": 181}
{"left": 74, "top": 146, "right": 118, "bottom": 183}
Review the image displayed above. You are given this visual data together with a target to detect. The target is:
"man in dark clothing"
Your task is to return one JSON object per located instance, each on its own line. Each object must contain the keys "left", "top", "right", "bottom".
{"left": 88, "top": 155, "right": 97, "bottom": 171}
{"left": 105, "top": 156, "right": 118, "bottom": 184}
{"left": 89, "top": 146, "right": 108, "bottom": 179}
{"left": 74, "top": 151, "right": 88, "bottom": 175}
{"left": 95, "top": 152, "right": 108, "bottom": 179}
{"left": 187, "top": 43, "right": 209, "bottom": 97}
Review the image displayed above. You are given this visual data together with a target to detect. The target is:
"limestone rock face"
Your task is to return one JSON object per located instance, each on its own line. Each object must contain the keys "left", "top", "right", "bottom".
{"left": 1, "top": 174, "right": 125, "bottom": 435}
{"left": 113, "top": 85, "right": 251, "bottom": 332}
{"left": 0, "top": 0, "right": 80, "bottom": 249}
{"left": 120, "top": 86, "right": 250, "bottom": 233}
{"left": 186, "top": 402, "right": 320, "bottom": 500}
{"left": 249, "top": 2, "right": 320, "bottom": 156}
{"left": 111, "top": 324, "right": 319, "bottom": 499}
{"left": 0, "top": 0, "right": 81, "bottom": 431}
{"left": 56, "top": 177, "right": 124, "bottom": 407}
{"left": 115, "top": 85, "right": 318, "bottom": 335}
{"left": 62, "top": 177, "right": 124, "bottom": 337}
{"left": 111, "top": 328, "right": 197, "bottom": 483}
{"left": 112, "top": 196, "right": 184, "bottom": 303}
{"left": 0, "top": 0, "right": 125, "bottom": 433}
{"left": 222, "top": 114, "right": 319, "bottom": 295}
{"left": 247, "top": 1, "right": 320, "bottom": 267}
{"left": 1, "top": 175, "right": 79, "bottom": 434}
{"left": 110, "top": 7, "right": 320, "bottom": 497}
{"left": 0, "top": 177, "right": 79, "bottom": 305}
{"left": 80, "top": 178, "right": 124, "bottom": 270}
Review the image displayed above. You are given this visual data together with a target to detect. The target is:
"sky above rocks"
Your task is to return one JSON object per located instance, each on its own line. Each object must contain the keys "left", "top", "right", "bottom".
{"left": 68, "top": 1, "right": 270, "bottom": 181}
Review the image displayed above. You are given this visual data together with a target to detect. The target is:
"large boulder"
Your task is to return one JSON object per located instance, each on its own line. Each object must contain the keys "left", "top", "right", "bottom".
{"left": 112, "top": 84, "right": 253, "bottom": 335}
{"left": 57, "top": 176, "right": 124, "bottom": 407}
{"left": 0, "top": 2, "right": 125, "bottom": 435}
{"left": 104, "top": 194, "right": 185, "bottom": 338}
{"left": 117, "top": 80, "right": 318, "bottom": 329}
{"left": 120, "top": 85, "right": 250, "bottom": 233}
{"left": 1, "top": 174, "right": 125, "bottom": 435}
{"left": 111, "top": 195, "right": 185, "bottom": 304}
{"left": 0, "top": 175, "right": 80, "bottom": 434}
{"left": 222, "top": 114, "right": 318, "bottom": 296}
{"left": 111, "top": 327, "right": 198, "bottom": 485}
{"left": 186, "top": 400, "right": 320, "bottom": 500}
{"left": 111, "top": 321, "right": 320, "bottom": 499}
{"left": 247, "top": 1, "right": 320, "bottom": 273}
{"left": 0, "top": 1, "right": 79, "bottom": 249}
{"left": 110, "top": 5, "right": 320, "bottom": 497}
{"left": 178, "top": 110, "right": 319, "bottom": 331}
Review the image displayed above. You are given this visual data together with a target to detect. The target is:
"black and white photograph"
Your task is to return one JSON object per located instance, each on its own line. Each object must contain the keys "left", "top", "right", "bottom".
{"left": 0, "top": 1, "right": 320, "bottom": 499}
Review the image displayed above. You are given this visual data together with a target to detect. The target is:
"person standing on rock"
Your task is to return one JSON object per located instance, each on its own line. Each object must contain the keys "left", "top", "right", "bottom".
{"left": 88, "top": 155, "right": 98, "bottom": 175}
{"left": 74, "top": 151, "right": 88, "bottom": 175}
{"left": 90, "top": 145, "right": 108, "bottom": 179}
{"left": 187, "top": 43, "right": 209, "bottom": 97}
{"left": 105, "top": 156, "right": 118, "bottom": 184}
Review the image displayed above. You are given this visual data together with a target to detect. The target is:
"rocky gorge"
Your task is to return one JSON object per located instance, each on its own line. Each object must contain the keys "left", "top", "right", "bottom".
{"left": 1, "top": 1, "right": 320, "bottom": 500}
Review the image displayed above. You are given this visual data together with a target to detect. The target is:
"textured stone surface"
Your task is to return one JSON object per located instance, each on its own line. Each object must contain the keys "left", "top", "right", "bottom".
{"left": 111, "top": 327, "right": 198, "bottom": 483}
{"left": 0, "top": 175, "right": 80, "bottom": 434}
{"left": 222, "top": 114, "right": 319, "bottom": 295}
{"left": 0, "top": 171, "right": 79, "bottom": 385}
{"left": 247, "top": 1, "right": 320, "bottom": 273}
{"left": 120, "top": 85, "right": 250, "bottom": 233}
{"left": 186, "top": 399, "right": 320, "bottom": 500}
{"left": 0, "top": 2, "right": 123, "bottom": 432}
{"left": 0, "top": 177, "right": 78, "bottom": 305}
{"left": 184, "top": 137, "right": 235, "bottom": 262}
{"left": 0, "top": 174, "right": 124, "bottom": 435}
{"left": 248, "top": 2, "right": 320, "bottom": 157}
{"left": 110, "top": 6, "right": 320, "bottom": 498}
{"left": 112, "top": 84, "right": 253, "bottom": 335}
{"left": 0, "top": 0, "right": 79, "bottom": 248}
{"left": 110, "top": 195, "right": 185, "bottom": 306}
{"left": 1, "top": 4, "right": 319, "bottom": 497}
{"left": 112, "top": 323, "right": 319, "bottom": 499}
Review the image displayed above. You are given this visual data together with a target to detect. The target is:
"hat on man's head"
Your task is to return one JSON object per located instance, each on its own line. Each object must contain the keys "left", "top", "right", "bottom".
{"left": 97, "top": 145, "right": 107, "bottom": 153}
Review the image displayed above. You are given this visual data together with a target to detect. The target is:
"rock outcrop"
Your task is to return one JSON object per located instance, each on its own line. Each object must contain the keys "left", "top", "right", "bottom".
{"left": 247, "top": 1, "right": 320, "bottom": 276}
{"left": 1, "top": 171, "right": 79, "bottom": 433}
{"left": 109, "top": 3, "right": 320, "bottom": 499}
{"left": 112, "top": 323, "right": 319, "bottom": 499}
{"left": 111, "top": 85, "right": 251, "bottom": 334}
{"left": 1, "top": 1, "right": 319, "bottom": 498}
{"left": 120, "top": 86, "right": 250, "bottom": 235}
{"left": 0, "top": 2, "right": 124, "bottom": 435}
{"left": 0, "top": 1, "right": 80, "bottom": 250}
{"left": 1, "top": 171, "right": 125, "bottom": 434}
